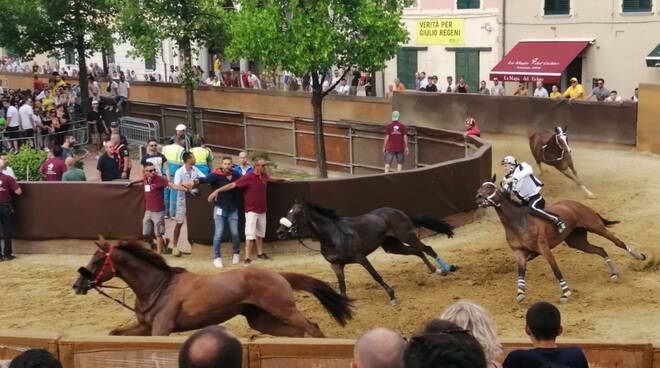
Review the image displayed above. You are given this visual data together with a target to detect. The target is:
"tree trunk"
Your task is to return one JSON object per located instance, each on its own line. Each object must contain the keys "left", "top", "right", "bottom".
{"left": 311, "top": 71, "right": 328, "bottom": 178}
{"left": 75, "top": 36, "right": 90, "bottom": 118}
{"left": 181, "top": 39, "right": 196, "bottom": 135}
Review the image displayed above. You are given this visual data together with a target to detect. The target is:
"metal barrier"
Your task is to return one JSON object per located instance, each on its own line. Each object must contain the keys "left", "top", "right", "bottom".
{"left": 118, "top": 116, "right": 161, "bottom": 146}
{"left": 0, "top": 120, "right": 88, "bottom": 152}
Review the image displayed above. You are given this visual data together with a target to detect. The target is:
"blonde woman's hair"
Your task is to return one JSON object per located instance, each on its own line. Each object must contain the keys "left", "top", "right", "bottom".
{"left": 439, "top": 300, "right": 502, "bottom": 361}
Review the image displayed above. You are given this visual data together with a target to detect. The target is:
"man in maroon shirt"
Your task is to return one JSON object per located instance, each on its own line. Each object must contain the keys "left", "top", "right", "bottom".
{"left": 0, "top": 160, "right": 22, "bottom": 261}
{"left": 128, "top": 162, "right": 169, "bottom": 254}
{"left": 382, "top": 111, "right": 409, "bottom": 173}
{"left": 39, "top": 145, "right": 67, "bottom": 181}
{"left": 208, "top": 159, "right": 289, "bottom": 265}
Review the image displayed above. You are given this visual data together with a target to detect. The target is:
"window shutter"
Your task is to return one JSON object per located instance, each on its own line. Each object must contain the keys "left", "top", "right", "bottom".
{"left": 457, "top": 0, "right": 480, "bottom": 9}
{"left": 622, "top": 0, "right": 652, "bottom": 12}
{"left": 545, "top": 0, "right": 570, "bottom": 15}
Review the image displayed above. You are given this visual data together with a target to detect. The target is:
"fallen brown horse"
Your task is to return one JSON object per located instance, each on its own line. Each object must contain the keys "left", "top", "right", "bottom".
{"left": 72, "top": 238, "right": 353, "bottom": 336}
{"left": 475, "top": 175, "right": 646, "bottom": 303}
{"left": 529, "top": 126, "right": 595, "bottom": 198}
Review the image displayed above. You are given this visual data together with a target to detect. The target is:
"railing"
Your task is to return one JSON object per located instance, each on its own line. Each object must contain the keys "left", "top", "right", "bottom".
{"left": 117, "top": 116, "right": 161, "bottom": 146}
{"left": 0, "top": 119, "right": 88, "bottom": 153}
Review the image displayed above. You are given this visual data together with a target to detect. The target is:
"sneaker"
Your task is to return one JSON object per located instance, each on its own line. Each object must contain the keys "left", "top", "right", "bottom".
{"left": 257, "top": 253, "right": 272, "bottom": 261}
{"left": 232, "top": 253, "right": 240, "bottom": 265}
{"left": 213, "top": 258, "right": 224, "bottom": 269}
{"left": 557, "top": 221, "right": 567, "bottom": 233}
{"left": 243, "top": 258, "right": 252, "bottom": 266}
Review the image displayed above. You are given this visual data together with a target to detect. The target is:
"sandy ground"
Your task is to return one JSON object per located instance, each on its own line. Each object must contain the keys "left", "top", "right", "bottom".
{"left": 1, "top": 133, "right": 659, "bottom": 341}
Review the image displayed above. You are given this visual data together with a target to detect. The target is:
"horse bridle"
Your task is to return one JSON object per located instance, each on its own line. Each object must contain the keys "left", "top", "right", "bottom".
{"left": 280, "top": 209, "right": 322, "bottom": 252}
{"left": 541, "top": 134, "right": 569, "bottom": 162}
{"left": 481, "top": 182, "right": 501, "bottom": 208}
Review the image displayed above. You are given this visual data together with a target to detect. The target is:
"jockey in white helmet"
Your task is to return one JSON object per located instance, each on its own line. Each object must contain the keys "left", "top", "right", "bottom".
{"left": 501, "top": 155, "right": 566, "bottom": 233}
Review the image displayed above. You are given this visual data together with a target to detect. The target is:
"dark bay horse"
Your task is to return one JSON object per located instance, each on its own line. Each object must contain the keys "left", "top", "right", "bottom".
{"left": 72, "top": 238, "right": 353, "bottom": 336}
{"left": 276, "top": 200, "right": 457, "bottom": 305}
{"left": 529, "top": 126, "right": 595, "bottom": 198}
{"left": 475, "top": 175, "right": 646, "bottom": 303}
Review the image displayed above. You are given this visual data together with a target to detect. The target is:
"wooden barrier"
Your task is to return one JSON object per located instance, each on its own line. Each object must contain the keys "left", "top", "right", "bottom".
{"left": 246, "top": 338, "right": 354, "bottom": 368}
{"left": 0, "top": 330, "right": 60, "bottom": 364}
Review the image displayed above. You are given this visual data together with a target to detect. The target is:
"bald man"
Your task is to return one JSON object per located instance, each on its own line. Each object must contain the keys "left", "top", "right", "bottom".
{"left": 178, "top": 326, "right": 242, "bottom": 368}
{"left": 351, "top": 328, "right": 406, "bottom": 368}
{"left": 61, "top": 157, "right": 86, "bottom": 181}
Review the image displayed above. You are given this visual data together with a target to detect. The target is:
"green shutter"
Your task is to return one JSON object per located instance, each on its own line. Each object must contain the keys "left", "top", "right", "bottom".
{"left": 397, "top": 49, "right": 417, "bottom": 91}
{"left": 544, "top": 0, "right": 570, "bottom": 15}
{"left": 64, "top": 48, "right": 76, "bottom": 65}
{"left": 457, "top": 0, "right": 480, "bottom": 9}
{"left": 622, "top": 0, "right": 652, "bottom": 12}
{"left": 145, "top": 56, "right": 156, "bottom": 71}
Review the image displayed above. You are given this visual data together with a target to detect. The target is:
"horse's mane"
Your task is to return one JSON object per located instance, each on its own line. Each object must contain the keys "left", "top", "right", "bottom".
{"left": 307, "top": 202, "right": 342, "bottom": 221}
{"left": 116, "top": 240, "right": 187, "bottom": 274}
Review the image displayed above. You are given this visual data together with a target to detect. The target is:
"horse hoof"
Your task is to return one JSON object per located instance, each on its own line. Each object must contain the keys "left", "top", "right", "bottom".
{"left": 610, "top": 274, "right": 619, "bottom": 282}
{"left": 516, "top": 293, "right": 526, "bottom": 303}
{"left": 435, "top": 268, "right": 448, "bottom": 276}
{"left": 640, "top": 253, "right": 648, "bottom": 261}
{"left": 390, "top": 299, "right": 400, "bottom": 306}
{"left": 559, "top": 296, "right": 569, "bottom": 304}
{"left": 449, "top": 265, "right": 460, "bottom": 272}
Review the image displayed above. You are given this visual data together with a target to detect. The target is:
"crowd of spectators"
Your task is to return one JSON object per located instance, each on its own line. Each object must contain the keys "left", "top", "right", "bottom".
{"left": 3, "top": 300, "right": 589, "bottom": 368}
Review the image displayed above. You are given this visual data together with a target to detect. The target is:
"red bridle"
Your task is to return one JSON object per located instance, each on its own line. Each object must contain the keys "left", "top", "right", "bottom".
{"left": 93, "top": 245, "right": 117, "bottom": 286}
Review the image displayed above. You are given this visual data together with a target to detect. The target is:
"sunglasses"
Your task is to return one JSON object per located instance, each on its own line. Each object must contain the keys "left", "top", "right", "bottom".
{"left": 145, "top": 169, "right": 156, "bottom": 173}
{"left": 149, "top": 144, "right": 157, "bottom": 147}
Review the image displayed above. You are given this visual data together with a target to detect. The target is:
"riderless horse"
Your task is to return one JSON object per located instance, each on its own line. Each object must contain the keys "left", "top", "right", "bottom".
{"left": 73, "top": 237, "right": 353, "bottom": 336}
{"left": 475, "top": 176, "right": 646, "bottom": 303}
{"left": 276, "top": 199, "right": 457, "bottom": 305}
{"left": 529, "top": 126, "right": 595, "bottom": 198}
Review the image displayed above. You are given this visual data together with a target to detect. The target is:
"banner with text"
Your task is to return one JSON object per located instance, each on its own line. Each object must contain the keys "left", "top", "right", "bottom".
{"left": 416, "top": 19, "right": 465, "bottom": 45}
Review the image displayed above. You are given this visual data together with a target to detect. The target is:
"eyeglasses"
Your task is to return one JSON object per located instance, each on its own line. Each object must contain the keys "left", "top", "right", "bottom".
{"left": 149, "top": 144, "right": 157, "bottom": 147}
{"left": 145, "top": 169, "right": 155, "bottom": 173}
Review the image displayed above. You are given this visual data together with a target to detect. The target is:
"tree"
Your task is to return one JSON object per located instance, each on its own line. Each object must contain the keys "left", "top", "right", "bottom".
{"left": 225, "top": 0, "right": 410, "bottom": 178}
{"left": 115, "top": 0, "right": 231, "bottom": 135}
{"left": 0, "top": 0, "right": 116, "bottom": 117}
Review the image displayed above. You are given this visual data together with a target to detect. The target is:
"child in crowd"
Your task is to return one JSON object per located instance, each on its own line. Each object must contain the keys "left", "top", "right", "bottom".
{"left": 464, "top": 117, "right": 481, "bottom": 137}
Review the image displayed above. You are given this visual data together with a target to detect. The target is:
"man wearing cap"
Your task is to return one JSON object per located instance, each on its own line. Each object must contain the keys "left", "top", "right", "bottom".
{"left": 383, "top": 111, "right": 408, "bottom": 173}
{"left": 563, "top": 77, "right": 585, "bottom": 100}
{"left": 170, "top": 124, "right": 192, "bottom": 151}
{"left": 87, "top": 99, "right": 108, "bottom": 152}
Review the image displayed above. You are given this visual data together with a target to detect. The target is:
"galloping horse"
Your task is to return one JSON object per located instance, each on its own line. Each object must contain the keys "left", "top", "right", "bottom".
{"left": 72, "top": 237, "right": 353, "bottom": 336}
{"left": 276, "top": 199, "right": 457, "bottom": 305}
{"left": 529, "top": 126, "right": 595, "bottom": 198}
{"left": 475, "top": 176, "right": 646, "bottom": 303}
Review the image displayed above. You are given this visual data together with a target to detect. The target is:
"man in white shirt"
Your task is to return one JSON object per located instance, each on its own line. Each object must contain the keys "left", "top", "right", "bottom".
{"left": 605, "top": 90, "right": 623, "bottom": 103}
{"left": 336, "top": 79, "right": 350, "bottom": 95}
{"left": 247, "top": 71, "right": 261, "bottom": 89}
{"left": 116, "top": 74, "right": 130, "bottom": 111}
{"left": 3, "top": 100, "right": 20, "bottom": 152}
{"left": 490, "top": 78, "right": 505, "bottom": 96}
{"left": 171, "top": 151, "right": 205, "bottom": 254}
{"left": 440, "top": 76, "right": 456, "bottom": 93}
{"left": 533, "top": 80, "right": 548, "bottom": 98}
{"left": 18, "top": 99, "right": 35, "bottom": 148}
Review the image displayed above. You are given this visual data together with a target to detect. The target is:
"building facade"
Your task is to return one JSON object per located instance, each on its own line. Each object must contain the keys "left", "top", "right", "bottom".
{"left": 384, "top": 0, "right": 504, "bottom": 92}
{"left": 503, "top": 0, "right": 660, "bottom": 97}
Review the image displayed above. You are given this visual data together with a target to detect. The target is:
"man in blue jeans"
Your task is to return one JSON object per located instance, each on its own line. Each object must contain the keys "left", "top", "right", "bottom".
{"left": 198, "top": 156, "right": 242, "bottom": 268}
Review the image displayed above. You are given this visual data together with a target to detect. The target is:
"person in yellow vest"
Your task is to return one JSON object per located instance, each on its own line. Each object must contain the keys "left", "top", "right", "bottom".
{"left": 162, "top": 138, "right": 185, "bottom": 219}
{"left": 563, "top": 77, "right": 585, "bottom": 100}
{"left": 191, "top": 135, "right": 214, "bottom": 176}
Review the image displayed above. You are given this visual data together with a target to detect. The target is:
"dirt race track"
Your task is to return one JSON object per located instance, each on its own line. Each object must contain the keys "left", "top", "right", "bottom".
{"left": 0, "top": 133, "right": 658, "bottom": 341}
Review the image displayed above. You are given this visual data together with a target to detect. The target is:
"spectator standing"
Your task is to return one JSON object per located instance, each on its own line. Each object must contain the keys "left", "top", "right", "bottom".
{"left": 441, "top": 76, "right": 456, "bottom": 93}
{"left": 393, "top": 78, "right": 406, "bottom": 92}
{"left": 33, "top": 74, "right": 45, "bottom": 93}
{"left": 549, "top": 85, "right": 562, "bottom": 99}
{"left": 247, "top": 71, "right": 261, "bottom": 89}
{"left": 190, "top": 135, "right": 214, "bottom": 176}
{"left": 364, "top": 72, "right": 376, "bottom": 96}
{"left": 178, "top": 326, "right": 242, "bottom": 368}
{"left": 383, "top": 111, "right": 408, "bottom": 173}
{"left": 116, "top": 74, "right": 130, "bottom": 110}
{"left": 18, "top": 98, "right": 35, "bottom": 147}
{"left": 336, "top": 79, "right": 350, "bottom": 95}
{"left": 141, "top": 138, "right": 170, "bottom": 180}
{"left": 62, "top": 157, "right": 86, "bottom": 181}
{"left": 97, "top": 141, "right": 120, "bottom": 181}
{"left": 514, "top": 83, "right": 529, "bottom": 96}
{"left": 533, "top": 81, "right": 548, "bottom": 98}
{"left": 4, "top": 99, "right": 20, "bottom": 152}
{"left": 87, "top": 100, "right": 107, "bottom": 152}
{"left": 39, "top": 145, "right": 67, "bottom": 181}
{"left": 127, "top": 162, "right": 169, "bottom": 254}
{"left": 162, "top": 138, "right": 185, "bottom": 218}
{"left": 61, "top": 135, "right": 77, "bottom": 159}
{"left": 199, "top": 156, "right": 242, "bottom": 268}
{"left": 170, "top": 123, "right": 192, "bottom": 150}
{"left": 440, "top": 300, "right": 503, "bottom": 368}
{"left": 423, "top": 76, "right": 438, "bottom": 92}
{"left": 464, "top": 117, "right": 481, "bottom": 137}
{"left": 478, "top": 80, "right": 491, "bottom": 95}
{"left": 208, "top": 158, "right": 288, "bottom": 265}
{"left": 88, "top": 75, "right": 100, "bottom": 102}
{"left": 587, "top": 78, "right": 609, "bottom": 101}
{"left": 605, "top": 90, "right": 623, "bottom": 102}
{"left": 171, "top": 152, "right": 205, "bottom": 253}
{"left": 0, "top": 153, "right": 16, "bottom": 179}
{"left": 563, "top": 77, "right": 585, "bottom": 100}
{"left": 233, "top": 151, "right": 253, "bottom": 176}
{"left": 503, "top": 301, "right": 589, "bottom": 368}
{"left": 351, "top": 328, "right": 405, "bottom": 368}
{"left": 456, "top": 76, "right": 469, "bottom": 93}
{"left": 385, "top": 84, "right": 394, "bottom": 99}
{"left": 111, "top": 133, "right": 131, "bottom": 179}
{"left": 106, "top": 75, "right": 118, "bottom": 98}
{"left": 631, "top": 87, "right": 639, "bottom": 102}
{"left": 0, "top": 159, "right": 21, "bottom": 261}
{"left": 350, "top": 67, "right": 361, "bottom": 96}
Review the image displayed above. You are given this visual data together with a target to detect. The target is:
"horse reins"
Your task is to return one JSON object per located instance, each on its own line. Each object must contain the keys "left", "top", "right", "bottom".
{"left": 541, "top": 135, "right": 568, "bottom": 162}
{"left": 297, "top": 238, "right": 322, "bottom": 252}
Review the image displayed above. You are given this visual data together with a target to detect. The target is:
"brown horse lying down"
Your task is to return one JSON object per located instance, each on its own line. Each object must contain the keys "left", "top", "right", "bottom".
{"left": 73, "top": 238, "right": 353, "bottom": 337}
{"left": 476, "top": 175, "right": 646, "bottom": 303}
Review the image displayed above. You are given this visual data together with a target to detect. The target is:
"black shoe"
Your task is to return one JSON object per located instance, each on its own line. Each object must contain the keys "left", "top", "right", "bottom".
{"left": 257, "top": 253, "right": 272, "bottom": 261}
{"left": 449, "top": 264, "right": 460, "bottom": 272}
{"left": 4, "top": 255, "right": 16, "bottom": 261}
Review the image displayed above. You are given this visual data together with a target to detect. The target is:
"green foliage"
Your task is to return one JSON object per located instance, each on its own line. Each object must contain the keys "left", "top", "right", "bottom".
{"left": 249, "top": 149, "right": 277, "bottom": 169}
{"left": 7, "top": 148, "right": 48, "bottom": 182}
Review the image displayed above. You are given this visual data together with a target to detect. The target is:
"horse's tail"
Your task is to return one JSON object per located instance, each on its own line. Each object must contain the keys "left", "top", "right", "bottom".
{"left": 598, "top": 214, "right": 620, "bottom": 227}
{"left": 280, "top": 272, "right": 354, "bottom": 326}
{"left": 411, "top": 215, "right": 454, "bottom": 238}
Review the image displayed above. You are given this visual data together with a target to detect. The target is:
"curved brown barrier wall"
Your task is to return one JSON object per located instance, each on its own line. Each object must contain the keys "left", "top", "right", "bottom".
{"left": 392, "top": 91, "right": 638, "bottom": 145}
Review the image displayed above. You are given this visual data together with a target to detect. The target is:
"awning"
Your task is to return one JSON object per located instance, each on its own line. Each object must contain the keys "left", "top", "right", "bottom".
{"left": 490, "top": 39, "right": 592, "bottom": 83}
{"left": 646, "top": 44, "right": 660, "bottom": 67}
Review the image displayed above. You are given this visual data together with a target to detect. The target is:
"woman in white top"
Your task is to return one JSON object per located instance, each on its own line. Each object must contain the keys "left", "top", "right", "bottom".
{"left": 440, "top": 300, "right": 503, "bottom": 368}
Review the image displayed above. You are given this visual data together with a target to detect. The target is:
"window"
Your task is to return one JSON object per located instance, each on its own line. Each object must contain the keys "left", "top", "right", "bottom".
{"left": 544, "top": 0, "right": 570, "bottom": 15}
{"left": 622, "top": 0, "right": 652, "bottom": 12}
{"left": 457, "top": 0, "right": 480, "bottom": 9}
{"left": 64, "top": 48, "right": 76, "bottom": 65}
{"left": 145, "top": 55, "right": 156, "bottom": 71}
{"left": 106, "top": 47, "right": 115, "bottom": 64}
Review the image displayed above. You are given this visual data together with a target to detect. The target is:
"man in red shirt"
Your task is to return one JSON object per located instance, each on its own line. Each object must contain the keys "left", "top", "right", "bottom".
{"left": 464, "top": 117, "right": 481, "bottom": 137}
{"left": 0, "top": 160, "right": 22, "bottom": 261}
{"left": 39, "top": 145, "right": 67, "bottom": 181}
{"left": 127, "top": 162, "right": 169, "bottom": 254}
{"left": 208, "top": 158, "right": 289, "bottom": 265}
{"left": 383, "top": 111, "right": 409, "bottom": 173}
